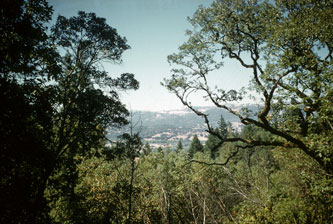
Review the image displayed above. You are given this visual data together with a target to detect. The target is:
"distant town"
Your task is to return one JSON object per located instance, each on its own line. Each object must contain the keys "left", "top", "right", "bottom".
{"left": 108, "top": 105, "right": 256, "bottom": 149}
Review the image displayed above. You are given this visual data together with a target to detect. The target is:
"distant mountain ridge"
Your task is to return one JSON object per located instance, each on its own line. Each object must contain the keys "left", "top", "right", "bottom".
{"left": 108, "top": 104, "right": 258, "bottom": 148}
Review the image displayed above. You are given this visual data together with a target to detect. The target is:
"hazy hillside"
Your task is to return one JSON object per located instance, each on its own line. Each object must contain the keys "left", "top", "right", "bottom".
{"left": 108, "top": 104, "right": 258, "bottom": 149}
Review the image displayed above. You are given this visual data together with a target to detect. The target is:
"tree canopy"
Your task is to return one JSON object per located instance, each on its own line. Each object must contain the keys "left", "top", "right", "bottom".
{"left": 1, "top": 0, "right": 332, "bottom": 223}
{"left": 0, "top": 4, "right": 138, "bottom": 223}
{"left": 189, "top": 134, "right": 204, "bottom": 158}
{"left": 163, "top": 0, "right": 333, "bottom": 174}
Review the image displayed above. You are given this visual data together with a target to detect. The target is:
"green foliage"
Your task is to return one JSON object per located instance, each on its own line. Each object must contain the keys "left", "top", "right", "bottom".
{"left": 0, "top": 0, "right": 58, "bottom": 77}
{"left": 204, "top": 128, "right": 221, "bottom": 158}
{"left": 2, "top": 0, "right": 332, "bottom": 223}
{"left": 142, "top": 143, "right": 152, "bottom": 156}
{"left": 188, "top": 134, "right": 203, "bottom": 158}
{"left": 46, "top": 126, "right": 332, "bottom": 223}
{"left": 163, "top": 0, "right": 333, "bottom": 174}
{"left": 236, "top": 146, "right": 332, "bottom": 223}
{"left": 44, "top": 11, "right": 140, "bottom": 223}
{"left": 0, "top": 4, "right": 138, "bottom": 223}
{"left": 0, "top": 79, "right": 54, "bottom": 223}
{"left": 0, "top": 1, "right": 58, "bottom": 222}
{"left": 157, "top": 146, "right": 163, "bottom": 154}
{"left": 175, "top": 140, "right": 183, "bottom": 153}
{"left": 163, "top": 0, "right": 333, "bottom": 217}
{"left": 204, "top": 115, "right": 230, "bottom": 159}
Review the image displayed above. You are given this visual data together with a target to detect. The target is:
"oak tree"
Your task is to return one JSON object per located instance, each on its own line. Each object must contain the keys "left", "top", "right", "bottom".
{"left": 163, "top": 0, "right": 333, "bottom": 174}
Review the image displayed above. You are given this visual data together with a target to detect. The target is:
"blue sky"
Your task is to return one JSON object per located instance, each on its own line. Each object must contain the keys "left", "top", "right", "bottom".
{"left": 49, "top": 0, "right": 251, "bottom": 111}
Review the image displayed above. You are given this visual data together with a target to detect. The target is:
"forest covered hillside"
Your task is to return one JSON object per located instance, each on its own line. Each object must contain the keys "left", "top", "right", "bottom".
{"left": 1, "top": 0, "right": 332, "bottom": 223}
{"left": 108, "top": 104, "right": 257, "bottom": 148}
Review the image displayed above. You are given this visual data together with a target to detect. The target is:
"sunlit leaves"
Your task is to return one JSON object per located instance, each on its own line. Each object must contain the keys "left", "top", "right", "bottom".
{"left": 164, "top": 0, "right": 333, "bottom": 174}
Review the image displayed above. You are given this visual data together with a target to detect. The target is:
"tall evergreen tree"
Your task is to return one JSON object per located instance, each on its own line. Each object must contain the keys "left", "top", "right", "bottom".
{"left": 204, "top": 128, "right": 221, "bottom": 159}
{"left": 205, "top": 116, "right": 229, "bottom": 159}
{"left": 218, "top": 115, "right": 228, "bottom": 140}
{"left": 175, "top": 140, "right": 183, "bottom": 153}
{"left": 188, "top": 134, "right": 203, "bottom": 159}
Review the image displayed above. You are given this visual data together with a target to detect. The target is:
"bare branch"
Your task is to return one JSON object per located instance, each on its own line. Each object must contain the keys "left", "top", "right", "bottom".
{"left": 184, "top": 149, "right": 238, "bottom": 167}
{"left": 259, "top": 68, "right": 296, "bottom": 125}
